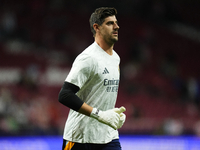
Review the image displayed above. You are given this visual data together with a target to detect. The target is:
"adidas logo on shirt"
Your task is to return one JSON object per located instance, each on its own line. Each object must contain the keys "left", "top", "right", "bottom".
{"left": 102, "top": 68, "right": 109, "bottom": 74}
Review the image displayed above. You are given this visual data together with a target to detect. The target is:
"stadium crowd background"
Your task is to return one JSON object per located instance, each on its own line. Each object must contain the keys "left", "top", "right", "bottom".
{"left": 0, "top": 0, "right": 200, "bottom": 137}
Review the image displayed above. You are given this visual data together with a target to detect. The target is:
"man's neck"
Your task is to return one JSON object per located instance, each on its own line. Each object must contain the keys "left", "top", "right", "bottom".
{"left": 95, "top": 39, "right": 114, "bottom": 55}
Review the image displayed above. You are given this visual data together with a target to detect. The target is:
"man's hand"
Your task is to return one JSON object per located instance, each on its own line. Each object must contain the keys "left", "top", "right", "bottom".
{"left": 113, "top": 106, "right": 126, "bottom": 114}
{"left": 90, "top": 106, "right": 126, "bottom": 130}
{"left": 113, "top": 106, "right": 126, "bottom": 129}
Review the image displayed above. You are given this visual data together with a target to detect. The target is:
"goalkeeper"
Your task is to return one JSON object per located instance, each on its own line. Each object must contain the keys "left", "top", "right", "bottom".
{"left": 58, "top": 7, "right": 126, "bottom": 150}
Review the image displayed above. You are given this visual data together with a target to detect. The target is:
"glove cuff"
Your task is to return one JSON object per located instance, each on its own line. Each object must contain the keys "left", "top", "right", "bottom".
{"left": 90, "top": 108, "right": 101, "bottom": 119}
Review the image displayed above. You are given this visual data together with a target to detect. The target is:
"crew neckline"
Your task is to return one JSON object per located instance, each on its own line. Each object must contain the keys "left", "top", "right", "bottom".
{"left": 94, "top": 42, "right": 114, "bottom": 56}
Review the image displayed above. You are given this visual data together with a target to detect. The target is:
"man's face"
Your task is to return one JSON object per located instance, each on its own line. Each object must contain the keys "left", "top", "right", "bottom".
{"left": 99, "top": 15, "right": 119, "bottom": 45}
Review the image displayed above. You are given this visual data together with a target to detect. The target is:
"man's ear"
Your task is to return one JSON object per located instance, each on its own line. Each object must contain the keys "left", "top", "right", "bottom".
{"left": 93, "top": 23, "right": 99, "bottom": 32}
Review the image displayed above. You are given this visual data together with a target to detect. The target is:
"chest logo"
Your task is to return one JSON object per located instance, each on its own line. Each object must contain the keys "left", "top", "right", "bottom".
{"left": 102, "top": 68, "right": 109, "bottom": 74}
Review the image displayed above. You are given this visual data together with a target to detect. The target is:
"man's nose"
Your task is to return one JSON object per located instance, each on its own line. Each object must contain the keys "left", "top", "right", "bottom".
{"left": 114, "top": 23, "right": 119, "bottom": 30}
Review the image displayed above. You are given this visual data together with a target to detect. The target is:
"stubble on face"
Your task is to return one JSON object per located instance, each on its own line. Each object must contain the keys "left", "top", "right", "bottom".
{"left": 100, "top": 16, "right": 119, "bottom": 46}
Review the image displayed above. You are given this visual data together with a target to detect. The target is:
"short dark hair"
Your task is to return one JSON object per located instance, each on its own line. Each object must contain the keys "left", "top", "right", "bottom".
{"left": 89, "top": 7, "right": 117, "bottom": 36}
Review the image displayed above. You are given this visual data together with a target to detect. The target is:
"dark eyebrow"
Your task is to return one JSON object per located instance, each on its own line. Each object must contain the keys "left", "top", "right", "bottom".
{"left": 106, "top": 20, "right": 118, "bottom": 25}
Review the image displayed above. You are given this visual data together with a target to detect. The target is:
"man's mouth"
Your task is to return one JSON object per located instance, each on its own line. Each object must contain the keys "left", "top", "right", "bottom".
{"left": 113, "top": 32, "right": 118, "bottom": 35}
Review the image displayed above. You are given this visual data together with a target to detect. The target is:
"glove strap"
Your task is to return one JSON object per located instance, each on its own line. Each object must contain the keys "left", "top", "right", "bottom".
{"left": 90, "top": 108, "right": 100, "bottom": 119}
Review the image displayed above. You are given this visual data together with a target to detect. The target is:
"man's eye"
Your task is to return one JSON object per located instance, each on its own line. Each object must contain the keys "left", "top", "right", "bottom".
{"left": 107, "top": 22, "right": 112, "bottom": 25}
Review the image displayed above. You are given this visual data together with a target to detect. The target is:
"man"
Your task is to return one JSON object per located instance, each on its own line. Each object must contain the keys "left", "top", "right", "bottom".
{"left": 58, "top": 7, "right": 126, "bottom": 150}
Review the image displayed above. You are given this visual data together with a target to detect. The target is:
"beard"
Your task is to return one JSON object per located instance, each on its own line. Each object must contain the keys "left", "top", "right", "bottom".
{"left": 105, "top": 34, "right": 118, "bottom": 46}
{"left": 111, "top": 36, "right": 118, "bottom": 43}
